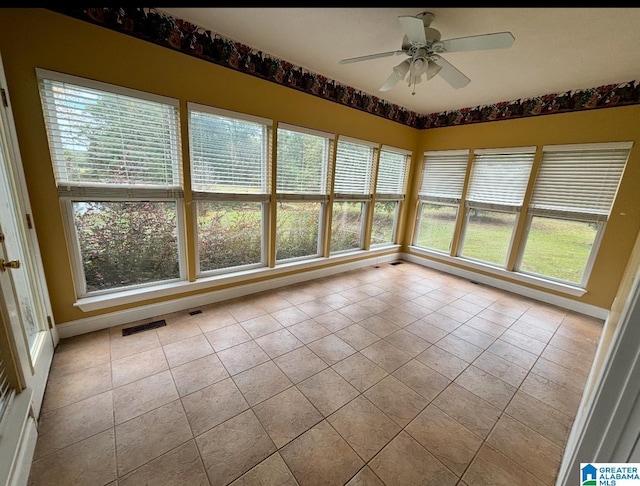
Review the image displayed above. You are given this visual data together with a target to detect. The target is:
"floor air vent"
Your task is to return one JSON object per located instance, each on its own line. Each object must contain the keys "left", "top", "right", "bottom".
{"left": 389, "top": 261, "right": 403, "bottom": 266}
{"left": 122, "top": 319, "right": 167, "bottom": 336}
{"left": 189, "top": 310, "right": 202, "bottom": 315}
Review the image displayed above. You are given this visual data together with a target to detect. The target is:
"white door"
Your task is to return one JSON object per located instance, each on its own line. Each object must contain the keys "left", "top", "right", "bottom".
{"left": 0, "top": 52, "right": 56, "bottom": 419}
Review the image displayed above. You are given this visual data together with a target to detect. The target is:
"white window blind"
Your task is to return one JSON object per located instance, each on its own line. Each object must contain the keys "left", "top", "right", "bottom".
{"left": 333, "top": 139, "right": 376, "bottom": 197}
{"left": 276, "top": 125, "right": 330, "bottom": 196}
{"left": 466, "top": 149, "right": 535, "bottom": 210}
{"left": 376, "top": 147, "right": 410, "bottom": 199}
{"left": 530, "top": 144, "right": 631, "bottom": 221}
{"left": 419, "top": 150, "right": 469, "bottom": 203}
{"left": 189, "top": 105, "right": 271, "bottom": 195}
{"left": 37, "top": 72, "right": 182, "bottom": 194}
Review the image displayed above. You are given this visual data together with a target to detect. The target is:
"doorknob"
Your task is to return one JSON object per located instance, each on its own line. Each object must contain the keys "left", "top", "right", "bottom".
{"left": 0, "top": 259, "right": 20, "bottom": 271}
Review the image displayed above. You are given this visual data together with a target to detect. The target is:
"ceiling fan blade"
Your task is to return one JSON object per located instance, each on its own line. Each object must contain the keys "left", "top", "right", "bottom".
{"left": 379, "top": 71, "right": 403, "bottom": 92}
{"left": 433, "top": 56, "right": 470, "bottom": 89}
{"left": 339, "top": 50, "right": 405, "bottom": 64}
{"left": 440, "top": 32, "right": 515, "bottom": 52}
{"left": 398, "top": 16, "right": 427, "bottom": 46}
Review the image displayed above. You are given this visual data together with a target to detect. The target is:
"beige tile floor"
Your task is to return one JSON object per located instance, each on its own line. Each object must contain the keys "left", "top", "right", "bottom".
{"left": 27, "top": 261, "right": 603, "bottom": 486}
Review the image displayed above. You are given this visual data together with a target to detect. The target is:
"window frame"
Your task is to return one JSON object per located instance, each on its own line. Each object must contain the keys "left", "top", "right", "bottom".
{"left": 414, "top": 201, "right": 461, "bottom": 254}
{"left": 188, "top": 102, "right": 273, "bottom": 276}
{"left": 36, "top": 68, "right": 186, "bottom": 298}
{"left": 370, "top": 200, "right": 401, "bottom": 247}
{"left": 330, "top": 200, "right": 368, "bottom": 254}
{"left": 330, "top": 136, "right": 377, "bottom": 254}
{"left": 413, "top": 149, "right": 470, "bottom": 254}
{"left": 274, "top": 122, "right": 333, "bottom": 263}
{"left": 458, "top": 147, "right": 536, "bottom": 268}
{"left": 515, "top": 213, "right": 605, "bottom": 287}
{"left": 458, "top": 206, "right": 520, "bottom": 268}
{"left": 514, "top": 141, "right": 632, "bottom": 287}
{"left": 371, "top": 145, "right": 411, "bottom": 248}
{"left": 60, "top": 196, "right": 187, "bottom": 297}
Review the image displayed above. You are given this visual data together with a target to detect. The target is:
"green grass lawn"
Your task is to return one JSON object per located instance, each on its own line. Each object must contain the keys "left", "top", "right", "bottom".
{"left": 416, "top": 205, "right": 596, "bottom": 284}
{"left": 520, "top": 216, "right": 596, "bottom": 283}
{"left": 460, "top": 210, "right": 516, "bottom": 266}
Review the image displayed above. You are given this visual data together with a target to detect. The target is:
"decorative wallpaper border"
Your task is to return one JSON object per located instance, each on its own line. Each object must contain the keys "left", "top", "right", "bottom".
{"left": 50, "top": 7, "right": 640, "bottom": 130}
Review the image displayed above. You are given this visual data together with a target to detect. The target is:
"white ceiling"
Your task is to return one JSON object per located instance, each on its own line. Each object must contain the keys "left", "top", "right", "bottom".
{"left": 159, "top": 8, "right": 640, "bottom": 115}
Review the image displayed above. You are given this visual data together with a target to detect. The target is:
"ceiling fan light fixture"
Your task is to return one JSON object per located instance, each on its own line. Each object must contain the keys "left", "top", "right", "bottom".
{"left": 426, "top": 60, "right": 443, "bottom": 80}
{"left": 412, "top": 58, "right": 426, "bottom": 71}
{"left": 393, "top": 59, "right": 410, "bottom": 80}
{"left": 409, "top": 47, "right": 429, "bottom": 77}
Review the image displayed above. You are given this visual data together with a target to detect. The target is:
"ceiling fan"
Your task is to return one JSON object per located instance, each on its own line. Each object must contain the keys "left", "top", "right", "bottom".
{"left": 338, "top": 12, "right": 515, "bottom": 95}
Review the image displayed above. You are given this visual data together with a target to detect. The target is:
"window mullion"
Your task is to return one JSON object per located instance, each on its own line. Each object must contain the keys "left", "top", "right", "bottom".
{"left": 362, "top": 147, "right": 381, "bottom": 250}
{"left": 508, "top": 146, "right": 544, "bottom": 271}
{"left": 60, "top": 198, "right": 87, "bottom": 296}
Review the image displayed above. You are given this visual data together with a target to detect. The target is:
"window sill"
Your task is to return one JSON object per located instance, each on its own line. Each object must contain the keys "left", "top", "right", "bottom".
{"left": 408, "top": 246, "right": 587, "bottom": 297}
{"left": 73, "top": 245, "right": 401, "bottom": 312}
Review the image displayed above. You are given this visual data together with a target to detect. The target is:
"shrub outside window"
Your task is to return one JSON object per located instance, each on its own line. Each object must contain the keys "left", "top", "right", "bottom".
{"left": 331, "top": 201, "right": 365, "bottom": 253}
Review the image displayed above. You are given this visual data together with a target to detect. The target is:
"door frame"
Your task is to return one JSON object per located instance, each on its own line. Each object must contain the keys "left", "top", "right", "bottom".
{"left": 0, "top": 50, "right": 58, "bottom": 486}
{"left": 0, "top": 52, "right": 57, "bottom": 413}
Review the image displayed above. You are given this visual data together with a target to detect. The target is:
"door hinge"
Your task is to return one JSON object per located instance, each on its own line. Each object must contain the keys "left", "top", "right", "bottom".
{"left": 26, "top": 214, "right": 33, "bottom": 229}
{"left": 1, "top": 88, "right": 7, "bottom": 108}
{"left": 47, "top": 316, "right": 53, "bottom": 329}
{"left": 0, "top": 231, "right": 4, "bottom": 243}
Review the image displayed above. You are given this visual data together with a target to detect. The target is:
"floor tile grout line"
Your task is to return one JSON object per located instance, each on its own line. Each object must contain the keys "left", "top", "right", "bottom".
{"left": 188, "top": 294, "right": 456, "bottom": 482}
{"left": 397, "top": 301, "right": 570, "bottom": 484}
{"left": 103, "top": 307, "right": 576, "bottom": 482}
{"left": 330, "top": 302, "right": 494, "bottom": 484}
{"left": 34, "top": 264, "right": 601, "bottom": 486}
{"left": 453, "top": 312, "right": 580, "bottom": 485}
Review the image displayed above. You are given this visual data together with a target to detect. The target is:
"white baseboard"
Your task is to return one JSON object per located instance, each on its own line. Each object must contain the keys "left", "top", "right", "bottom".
{"left": 401, "top": 252, "right": 609, "bottom": 319}
{"left": 58, "top": 252, "right": 400, "bottom": 338}
{"left": 57, "top": 248, "right": 609, "bottom": 339}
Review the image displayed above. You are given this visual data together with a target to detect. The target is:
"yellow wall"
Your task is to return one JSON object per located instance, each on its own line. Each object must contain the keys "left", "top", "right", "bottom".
{"left": 0, "top": 8, "right": 638, "bottom": 324}
{"left": 0, "top": 9, "right": 418, "bottom": 324}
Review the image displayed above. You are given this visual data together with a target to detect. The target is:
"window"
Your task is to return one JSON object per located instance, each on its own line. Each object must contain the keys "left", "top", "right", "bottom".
{"left": 459, "top": 148, "right": 535, "bottom": 267}
{"left": 188, "top": 103, "right": 271, "bottom": 274}
{"left": 275, "top": 124, "right": 332, "bottom": 262}
{"left": 414, "top": 150, "right": 469, "bottom": 253}
{"left": 517, "top": 142, "right": 631, "bottom": 285}
{"left": 331, "top": 137, "right": 377, "bottom": 253}
{"left": 37, "top": 69, "right": 184, "bottom": 296}
{"left": 371, "top": 146, "right": 410, "bottom": 246}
